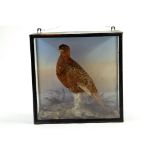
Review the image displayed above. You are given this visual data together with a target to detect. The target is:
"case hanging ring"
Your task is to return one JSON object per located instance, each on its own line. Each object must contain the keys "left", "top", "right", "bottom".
{"left": 111, "top": 26, "right": 115, "bottom": 31}
{"left": 37, "top": 28, "right": 42, "bottom": 33}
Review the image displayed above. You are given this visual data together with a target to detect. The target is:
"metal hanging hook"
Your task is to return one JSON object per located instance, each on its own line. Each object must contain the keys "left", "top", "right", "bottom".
{"left": 37, "top": 28, "right": 42, "bottom": 33}
{"left": 111, "top": 26, "right": 115, "bottom": 31}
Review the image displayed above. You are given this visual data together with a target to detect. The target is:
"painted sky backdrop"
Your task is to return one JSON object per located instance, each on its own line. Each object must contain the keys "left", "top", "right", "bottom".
{"left": 35, "top": 36, "right": 119, "bottom": 99}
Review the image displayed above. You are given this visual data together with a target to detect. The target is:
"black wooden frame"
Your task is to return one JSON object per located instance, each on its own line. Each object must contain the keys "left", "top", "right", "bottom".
{"left": 30, "top": 32, "right": 123, "bottom": 124}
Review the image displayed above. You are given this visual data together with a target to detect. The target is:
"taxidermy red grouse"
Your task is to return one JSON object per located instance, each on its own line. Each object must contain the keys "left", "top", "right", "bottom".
{"left": 56, "top": 44, "right": 100, "bottom": 110}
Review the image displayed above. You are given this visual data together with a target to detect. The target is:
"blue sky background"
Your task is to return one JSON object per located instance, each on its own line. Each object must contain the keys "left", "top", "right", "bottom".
{"left": 35, "top": 36, "right": 119, "bottom": 97}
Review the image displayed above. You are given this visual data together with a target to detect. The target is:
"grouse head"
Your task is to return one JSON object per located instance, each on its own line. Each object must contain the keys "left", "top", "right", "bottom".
{"left": 58, "top": 44, "right": 70, "bottom": 59}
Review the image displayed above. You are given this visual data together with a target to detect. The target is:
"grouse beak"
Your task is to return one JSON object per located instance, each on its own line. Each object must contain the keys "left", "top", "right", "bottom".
{"left": 59, "top": 49, "right": 64, "bottom": 52}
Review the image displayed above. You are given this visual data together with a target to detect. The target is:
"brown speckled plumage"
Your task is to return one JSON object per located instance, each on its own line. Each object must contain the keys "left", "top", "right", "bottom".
{"left": 56, "top": 44, "right": 99, "bottom": 101}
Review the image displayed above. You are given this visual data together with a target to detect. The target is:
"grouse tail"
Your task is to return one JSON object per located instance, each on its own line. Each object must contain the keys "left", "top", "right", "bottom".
{"left": 92, "top": 93, "right": 102, "bottom": 104}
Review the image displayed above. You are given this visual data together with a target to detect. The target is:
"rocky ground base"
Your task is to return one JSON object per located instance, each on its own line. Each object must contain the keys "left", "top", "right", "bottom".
{"left": 38, "top": 89, "right": 120, "bottom": 120}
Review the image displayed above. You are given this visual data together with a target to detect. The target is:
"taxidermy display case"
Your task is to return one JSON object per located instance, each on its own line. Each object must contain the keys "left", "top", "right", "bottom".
{"left": 30, "top": 28, "right": 123, "bottom": 124}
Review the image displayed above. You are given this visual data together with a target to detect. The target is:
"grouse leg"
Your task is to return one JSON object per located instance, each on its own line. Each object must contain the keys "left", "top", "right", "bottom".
{"left": 72, "top": 93, "right": 82, "bottom": 117}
